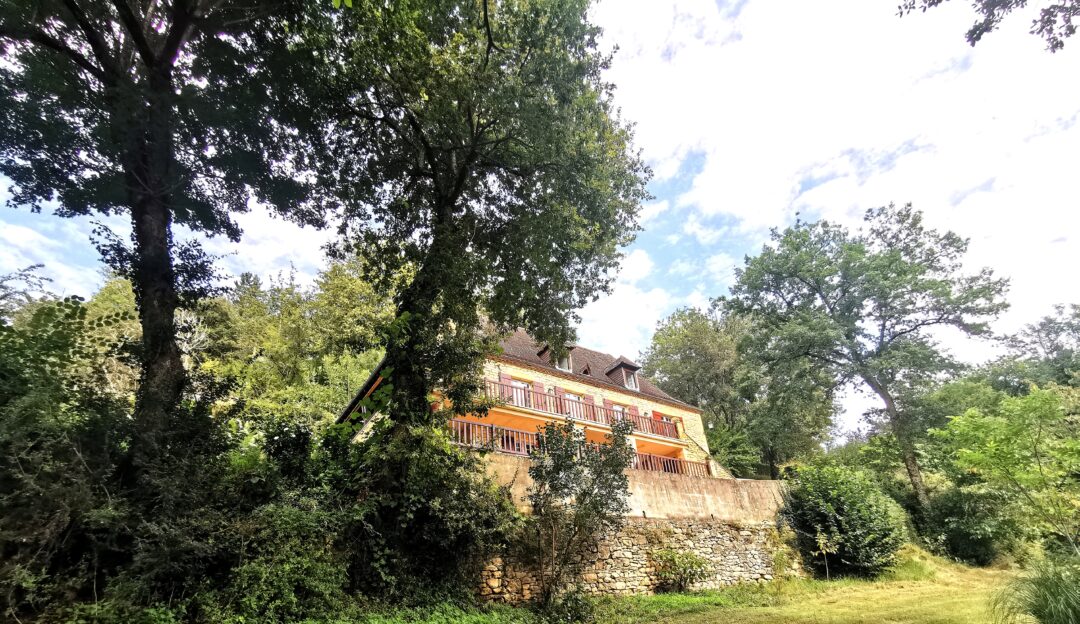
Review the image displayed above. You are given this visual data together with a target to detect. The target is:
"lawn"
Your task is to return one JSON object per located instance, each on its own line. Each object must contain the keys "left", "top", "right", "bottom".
{"left": 355, "top": 548, "right": 1011, "bottom": 624}
{"left": 593, "top": 547, "right": 1010, "bottom": 624}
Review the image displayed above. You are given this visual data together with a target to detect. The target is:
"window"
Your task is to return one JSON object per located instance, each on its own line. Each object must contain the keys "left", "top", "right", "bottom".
{"left": 564, "top": 392, "right": 584, "bottom": 418}
{"left": 625, "top": 370, "right": 639, "bottom": 390}
{"left": 555, "top": 353, "right": 572, "bottom": 372}
{"left": 510, "top": 379, "right": 531, "bottom": 408}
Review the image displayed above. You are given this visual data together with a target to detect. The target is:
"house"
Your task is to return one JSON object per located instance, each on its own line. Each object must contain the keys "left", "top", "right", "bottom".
{"left": 339, "top": 329, "right": 719, "bottom": 477}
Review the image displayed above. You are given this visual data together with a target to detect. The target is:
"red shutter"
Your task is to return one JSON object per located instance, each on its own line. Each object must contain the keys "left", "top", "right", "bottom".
{"left": 628, "top": 405, "right": 640, "bottom": 417}
{"left": 499, "top": 372, "right": 512, "bottom": 400}
{"left": 652, "top": 409, "right": 663, "bottom": 421}
{"left": 554, "top": 386, "right": 566, "bottom": 414}
{"left": 532, "top": 380, "right": 546, "bottom": 412}
{"left": 583, "top": 395, "right": 596, "bottom": 422}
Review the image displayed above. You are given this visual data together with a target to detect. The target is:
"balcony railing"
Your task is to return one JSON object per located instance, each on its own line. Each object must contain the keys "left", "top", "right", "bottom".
{"left": 449, "top": 419, "right": 711, "bottom": 477}
{"left": 483, "top": 380, "right": 679, "bottom": 439}
{"left": 632, "top": 451, "right": 711, "bottom": 477}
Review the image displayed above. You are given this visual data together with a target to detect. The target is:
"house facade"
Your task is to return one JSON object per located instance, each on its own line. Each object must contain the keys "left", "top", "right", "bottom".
{"left": 341, "top": 329, "right": 720, "bottom": 478}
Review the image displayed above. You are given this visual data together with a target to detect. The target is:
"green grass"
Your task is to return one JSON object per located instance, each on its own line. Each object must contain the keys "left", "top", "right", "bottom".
{"left": 595, "top": 546, "right": 1008, "bottom": 624}
{"left": 342, "top": 547, "right": 1009, "bottom": 624}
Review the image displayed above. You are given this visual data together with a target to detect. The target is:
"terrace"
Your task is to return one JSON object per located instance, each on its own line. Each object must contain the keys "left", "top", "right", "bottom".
{"left": 448, "top": 418, "right": 712, "bottom": 478}
{"left": 483, "top": 379, "right": 680, "bottom": 439}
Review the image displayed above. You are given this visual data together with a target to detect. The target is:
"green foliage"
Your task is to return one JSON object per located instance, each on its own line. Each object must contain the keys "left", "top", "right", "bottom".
{"left": 783, "top": 464, "right": 907, "bottom": 578}
{"left": 519, "top": 418, "right": 635, "bottom": 608}
{"left": 993, "top": 557, "right": 1080, "bottom": 624}
{"left": 333, "top": 423, "right": 521, "bottom": 600}
{"left": 313, "top": 0, "right": 649, "bottom": 421}
{"left": 198, "top": 504, "right": 354, "bottom": 624}
{"left": 728, "top": 203, "right": 1009, "bottom": 508}
{"left": 640, "top": 308, "right": 833, "bottom": 478}
{"left": 652, "top": 549, "right": 711, "bottom": 593}
{"left": 900, "top": 0, "right": 1080, "bottom": 52}
{"left": 933, "top": 386, "right": 1080, "bottom": 557}
{"left": 925, "top": 486, "right": 1027, "bottom": 566}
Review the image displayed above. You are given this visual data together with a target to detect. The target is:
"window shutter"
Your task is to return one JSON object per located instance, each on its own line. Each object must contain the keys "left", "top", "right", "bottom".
{"left": 628, "top": 405, "right": 640, "bottom": 417}
{"left": 602, "top": 399, "right": 614, "bottom": 410}
{"left": 532, "top": 380, "right": 546, "bottom": 411}
{"left": 583, "top": 395, "right": 596, "bottom": 421}
{"left": 498, "top": 372, "right": 512, "bottom": 400}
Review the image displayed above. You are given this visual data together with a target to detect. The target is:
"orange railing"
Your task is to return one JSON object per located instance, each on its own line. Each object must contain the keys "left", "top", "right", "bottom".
{"left": 483, "top": 380, "right": 679, "bottom": 439}
{"left": 448, "top": 419, "right": 711, "bottom": 477}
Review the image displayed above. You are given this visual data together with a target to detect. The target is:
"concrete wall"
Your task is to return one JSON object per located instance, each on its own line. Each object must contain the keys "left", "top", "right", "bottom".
{"left": 483, "top": 359, "right": 712, "bottom": 462}
{"left": 483, "top": 452, "right": 783, "bottom": 524}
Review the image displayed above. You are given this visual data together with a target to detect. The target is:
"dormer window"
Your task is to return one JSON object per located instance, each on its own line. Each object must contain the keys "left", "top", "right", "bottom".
{"left": 556, "top": 353, "right": 572, "bottom": 372}
{"left": 625, "top": 370, "right": 639, "bottom": 390}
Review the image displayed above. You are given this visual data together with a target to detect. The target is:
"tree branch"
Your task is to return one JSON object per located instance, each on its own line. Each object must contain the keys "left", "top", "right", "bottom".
{"left": 0, "top": 26, "right": 109, "bottom": 83}
{"left": 61, "top": 0, "right": 119, "bottom": 77}
{"left": 111, "top": 0, "right": 157, "bottom": 66}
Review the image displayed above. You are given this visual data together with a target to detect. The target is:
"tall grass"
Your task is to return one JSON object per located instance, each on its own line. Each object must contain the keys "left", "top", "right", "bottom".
{"left": 993, "top": 558, "right": 1080, "bottom": 624}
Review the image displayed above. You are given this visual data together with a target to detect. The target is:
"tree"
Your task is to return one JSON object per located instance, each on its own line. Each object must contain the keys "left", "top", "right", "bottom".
{"left": 900, "top": 0, "right": 1080, "bottom": 52}
{"left": 319, "top": 0, "right": 649, "bottom": 420}
{"left": 933, "top": 386, "right": 1080, "bottom": 557}
{"left": 0, "top": 1, "right": 333, "bottom": 459}
{"left": 519, "top": 418, "right": 634, "bottom": 608}
{"left": 0, "top": 264, "right": 49, "bottom": 322}
{"left": 640, "top": 307, "right": 833, "bottom": 478}
{"left": 1009, "top": 304, "right": 1080, "bottom": 387}
{"left": 727, "top": 204, "right": 1008, "bottom": 510}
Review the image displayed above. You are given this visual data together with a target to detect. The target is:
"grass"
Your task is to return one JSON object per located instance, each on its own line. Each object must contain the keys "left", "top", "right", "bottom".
{"left": 594, "top": 546, "right": 1009, "bottom": 624}
{"left": 347, "top": 547, "right": 1009, "bottom": 624}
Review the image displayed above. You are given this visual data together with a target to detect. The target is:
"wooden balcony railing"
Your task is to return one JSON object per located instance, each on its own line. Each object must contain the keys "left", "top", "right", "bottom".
{"left": 483, "top": 380, "right": 679, "bottom": 439}
{"left": 448, "top": 419, "right": 711, "bottom": 477}
{"left": 632, "top": 451, "right": 711, "bottom": 477}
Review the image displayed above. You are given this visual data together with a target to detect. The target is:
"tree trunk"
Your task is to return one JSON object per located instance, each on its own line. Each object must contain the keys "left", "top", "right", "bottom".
{"left": 123, "top": 69, "right": 186, "bottom": 464}
{"left": 860, "top": 374, "right": 931, "bottom": 512}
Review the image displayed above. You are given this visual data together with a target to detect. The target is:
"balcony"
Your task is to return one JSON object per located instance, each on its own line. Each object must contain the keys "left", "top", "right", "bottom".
{"left": 483, "top": 380, "right": 679, "bottom": 439}
{"left": 449, "top": 419, "right": 711, "bottom": 477}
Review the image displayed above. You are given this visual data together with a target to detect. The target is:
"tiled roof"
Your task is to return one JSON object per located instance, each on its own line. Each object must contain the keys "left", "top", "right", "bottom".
{"left": 496, "top": 329, "right": 695, "bottom": 409}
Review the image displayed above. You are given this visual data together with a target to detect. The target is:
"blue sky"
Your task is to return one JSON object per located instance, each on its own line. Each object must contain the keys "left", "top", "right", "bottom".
{"left": 4, "top": 0, "right": 1080, "bottom": 433}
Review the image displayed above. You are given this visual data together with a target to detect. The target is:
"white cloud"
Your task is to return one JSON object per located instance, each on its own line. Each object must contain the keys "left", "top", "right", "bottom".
{"left": 577, "top": 281, "right": 672, "bottom": 359}
{"left": 705, "top": 252, "right": 738, "bottom": 289}
{"left": 616, "top": 248, "right": 655, "bottom": 284}
{"left": 639, "top": 200, "right": 671, "bottom": 224}
{"left": 682, "top": 212, "right": 727, "bottom": 245}
{"left": 667, "top": 258, "right": 698, "bottom": 276}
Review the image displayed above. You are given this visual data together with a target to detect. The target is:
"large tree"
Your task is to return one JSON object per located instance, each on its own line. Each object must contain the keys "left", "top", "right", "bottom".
{"left": 0, "top": 1, "right": 332, "bottom": 462}
{"left": 640, "top": 307, "right": 833, "bottom": 477}
{"left": 319, "top": 0, "right": 648, "bottom": 420}
{"left": 727, "top": 204, "right": 1008, "bottom": 509}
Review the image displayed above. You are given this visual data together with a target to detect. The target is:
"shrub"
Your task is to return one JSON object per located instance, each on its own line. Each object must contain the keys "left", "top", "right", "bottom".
{"left": 925, "top": 486, "right": 1025, "bottom": 566}
{"left": 993, "top": 557, "right": 1080, "bottom": 624}
{"left": 652, "top": 549, "right": 711, "bottom": 592}
{"left": 782, "top": 464, "right": 906, "bottom": 578}
{"left": 517, "top": 418, "right": 634, "bottom": 609}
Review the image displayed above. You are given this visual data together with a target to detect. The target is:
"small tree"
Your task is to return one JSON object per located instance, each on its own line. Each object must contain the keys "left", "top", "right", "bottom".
{"left": 652, "top": 548, "right": 711, "bottom": 593}
{"left": 521, "top": 418, "right": 634, "bottom": 608}
{"left": 934, "top": 386, "right": 1080, "bottom": 557}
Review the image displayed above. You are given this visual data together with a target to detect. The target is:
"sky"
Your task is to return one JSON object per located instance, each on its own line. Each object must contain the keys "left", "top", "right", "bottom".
{"left": 3, "top": 0, "right": 1080, "bottom": 433}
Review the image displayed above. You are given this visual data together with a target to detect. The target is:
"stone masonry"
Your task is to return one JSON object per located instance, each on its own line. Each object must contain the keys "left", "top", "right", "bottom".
{"left": 479, "top": 518, "right": 795, "bottom": 603}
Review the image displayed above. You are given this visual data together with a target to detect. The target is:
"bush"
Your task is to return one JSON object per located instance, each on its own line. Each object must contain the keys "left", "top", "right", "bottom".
{"left": 925, "top": 486, "right": 1025, "bottom": 566}
{"left": 652, "top": 549, "right": 711, "bottom": 592}
{"left": 782, "top": 464, "right": 906, "bottom": 578}
{"left": 993, "top": 557, "right": 1080, "bottom": 624}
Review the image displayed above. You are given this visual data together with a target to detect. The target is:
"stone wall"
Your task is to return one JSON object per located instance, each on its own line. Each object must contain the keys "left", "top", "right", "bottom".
{"left": 480, "top": 518, "right": 794, "bottom": 602}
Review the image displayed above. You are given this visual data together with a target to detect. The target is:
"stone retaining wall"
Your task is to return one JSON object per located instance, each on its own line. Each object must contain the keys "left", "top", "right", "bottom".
{"left": 479, "top": 518, "right": 796, "bottom": 603}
